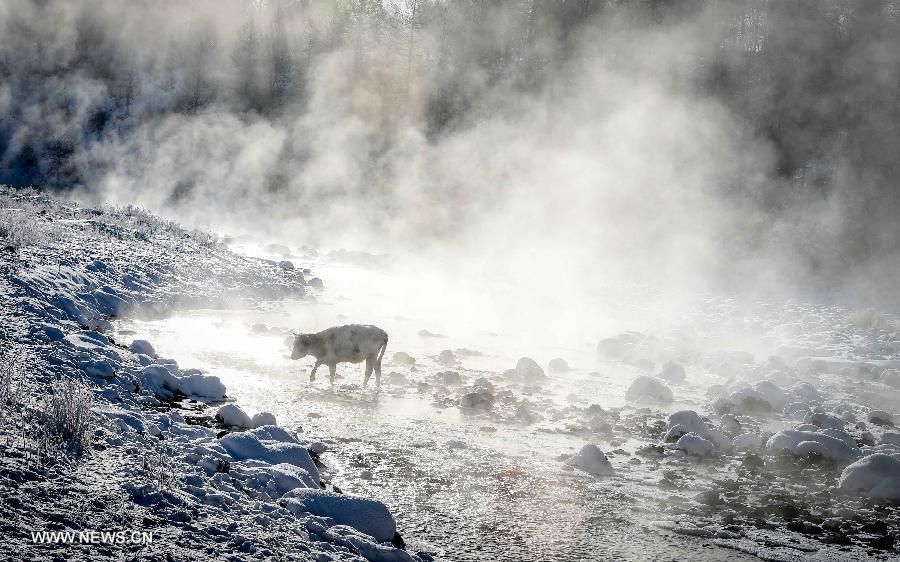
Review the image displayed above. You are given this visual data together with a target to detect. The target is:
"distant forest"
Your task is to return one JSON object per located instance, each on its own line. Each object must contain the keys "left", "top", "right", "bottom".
{"left": 1, "top": 0, "right": 899, "bottom": 285}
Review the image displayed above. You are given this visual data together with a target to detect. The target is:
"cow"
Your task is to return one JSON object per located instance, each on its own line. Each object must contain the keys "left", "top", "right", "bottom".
{"left": 291, "top": 324, "right": 389, "bottom": 388}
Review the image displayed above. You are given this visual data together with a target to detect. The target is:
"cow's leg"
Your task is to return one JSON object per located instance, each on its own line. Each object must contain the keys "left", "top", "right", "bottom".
{"left": 364, "top": 356, "right": 374, "bottom": 386}
{"left": 328, "top": 363, "right": 336, "bottom": 387}
{"left": 310, "top": 360, "right": 321, "bottom": 383}
{"left": 374, "top": 353, "right": 383, "bottom": 389}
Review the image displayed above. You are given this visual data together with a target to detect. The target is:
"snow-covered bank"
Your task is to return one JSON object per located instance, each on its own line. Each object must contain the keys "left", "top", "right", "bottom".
{"left": 0, "top": 188, "right": 421, "bottom": 561}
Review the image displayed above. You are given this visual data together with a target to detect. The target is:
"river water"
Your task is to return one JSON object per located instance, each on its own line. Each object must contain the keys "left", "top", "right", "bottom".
{"left": 115, "top": 258, "right": 762, "bottom": 561}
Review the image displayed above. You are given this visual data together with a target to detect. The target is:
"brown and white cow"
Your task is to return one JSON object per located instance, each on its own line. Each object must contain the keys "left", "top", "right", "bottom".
{"left": 291, "top": 324, "right": 389, "bottom": 387}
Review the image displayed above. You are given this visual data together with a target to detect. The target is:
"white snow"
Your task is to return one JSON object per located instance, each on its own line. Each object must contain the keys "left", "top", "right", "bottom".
{"left": 625, "top": 376, "right": 673, "bottom": 403}
{"left": 839, "top": 454, "right": 900, "bottom": 501}
{"left": 565, "top": 444, "right": 615, "bottom": 476}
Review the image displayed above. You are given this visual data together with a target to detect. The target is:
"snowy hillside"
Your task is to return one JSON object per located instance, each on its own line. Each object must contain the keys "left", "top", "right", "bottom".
{"left": 0, "top": 188, "right": 421, "bottom": 562}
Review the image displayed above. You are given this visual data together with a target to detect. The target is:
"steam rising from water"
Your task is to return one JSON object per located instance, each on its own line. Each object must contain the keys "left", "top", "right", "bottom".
{"left": 2, "top": 1, "right": 899, "bottom": 307}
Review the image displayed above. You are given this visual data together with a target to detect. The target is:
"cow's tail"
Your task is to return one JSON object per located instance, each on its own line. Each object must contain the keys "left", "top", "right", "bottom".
{"left": 377, "top": 334, "right": 388, "bottom": 363}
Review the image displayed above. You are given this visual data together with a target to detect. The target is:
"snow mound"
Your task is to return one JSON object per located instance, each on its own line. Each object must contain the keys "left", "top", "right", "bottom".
{"left": 216, "top": 404, "right": 252, "bottom": 428}
{"left": 675, "top": 433, "right": 715, "bottom": 457}
{"left": 766, "top": 430, "right": 860, "bottom": 462}
{"left": 565, "top": 444, "right": 615, "bottom": 476}
{"left": 251, "top": 412, "right": 277, "bottom": 428}
{"left": 839, "top": 454, "right": 900, "bottom": 501}
{"left": 283, "top": 488, "right": 397, "bottom": 542}
{"left": 625, "top": 376, "right": 673, "bottom": 403}
{"left": 515, "top": 357, "right": 546, "bottom": 383}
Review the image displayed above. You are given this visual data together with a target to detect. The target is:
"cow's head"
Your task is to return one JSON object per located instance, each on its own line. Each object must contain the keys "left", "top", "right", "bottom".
{"left": 291, "top": 334, "right": 313, "bottom": 360}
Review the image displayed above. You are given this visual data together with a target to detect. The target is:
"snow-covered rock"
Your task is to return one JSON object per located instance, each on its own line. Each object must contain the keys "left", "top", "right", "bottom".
{"left": 720, "top": 414, "right": 741, "bottom": 433}
{"left": 129, "top": 339, "right": 156, "bottom": 357}
{"left": 392, "top": 352, "right": 415, "bottom": 366}
{"left": 732, "top": 433, "right": 764, "bottom": 451}
{"left": 805, "top": 411, "right": 845, "bottom": 430}
{"left": 675, "top": 433, "right": 715, "bottom": 457}
{"left": 659, "top": 360, "right": 686, "bottom": 383}
{"left": 839, "top": 454, "right": 900, "bottom": 501}
{"left": 766, "top": 430, "right": 860, "bottom": 462}
{"left": 216, "top": 404, "right": 253, "bottom": 428}
{"left": 243, "top": 462, "right": 319, "bottom": 496}
{"left": 868, "top": 410, "right": 894, "bottom": 426}
{"left": 437, "top": 370, "right": 462, "bottom": 385}
{"left": 625, "top": 376, "right": 673, "bottom": 403}
{"left": 548, "top": 357, "right": 570, "bottom": 373}
{"left": 668, "top": 411, "right": 708, "bottom": 436}
{"left": 880, "top": 370, "right": 900, "bottom": 388}
{"left": 515, "top": 357, "right": 546, "bottom": 383}
{"left": 251, "top": 412, "right": 277, "bottom": 428}
{"left": 219, "top": 430, "right": 320, "bottom": 483}
{"left": 138, "top": 364, "right": 226, "bottom": 401}
{"left": 879, "top": 432, "right": 900, "bottom": 446}
{"left": 282, "top": 488, "right": 397, "bottom": 542}
{"left": 437, "top": 349, "right": 456, "bottom": 365}
{"left": 729, "top": 380, "right": 790, "bottom": 413}
{"left": 459, "top": 390, "right": 493, "bottom": 409}
{"left": 565, "top": 444, "right": 615, "bottom": 476}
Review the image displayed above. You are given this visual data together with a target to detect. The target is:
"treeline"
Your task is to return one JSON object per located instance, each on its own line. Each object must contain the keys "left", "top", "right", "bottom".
{"left": 1, "top": 0, "right": 899, "bottom": 267}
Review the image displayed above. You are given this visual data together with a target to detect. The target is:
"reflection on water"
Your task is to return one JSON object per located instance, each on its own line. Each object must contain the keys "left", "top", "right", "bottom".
{"left": 115, "top": 261, "right": 756, "bottom": 561}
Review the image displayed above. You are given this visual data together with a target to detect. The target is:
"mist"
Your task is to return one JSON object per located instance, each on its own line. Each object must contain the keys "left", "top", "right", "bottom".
{"left": 1, "top": 0, "right": 899, "bottom": 308}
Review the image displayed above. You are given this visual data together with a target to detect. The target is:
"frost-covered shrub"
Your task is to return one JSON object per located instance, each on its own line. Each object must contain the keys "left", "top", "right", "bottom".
{"left": 41, "top": 378, "right": 94, "bottom": 455}
{"left": 0, "top": 350, "right": 25, "bottom": 406}
{"left": 0, "top": 209, "right": 48, "bottom": 250}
